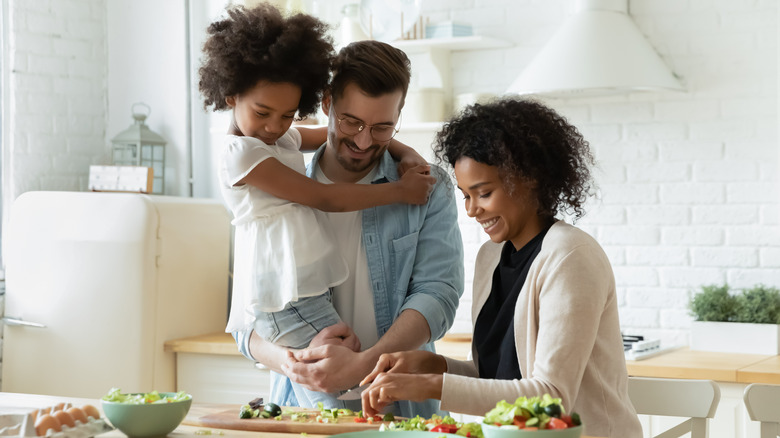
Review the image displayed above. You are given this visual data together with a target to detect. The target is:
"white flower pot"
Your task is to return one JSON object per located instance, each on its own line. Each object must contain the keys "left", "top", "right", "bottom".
{"left": 690, "top": 321, "right": 780, "bottom": 355}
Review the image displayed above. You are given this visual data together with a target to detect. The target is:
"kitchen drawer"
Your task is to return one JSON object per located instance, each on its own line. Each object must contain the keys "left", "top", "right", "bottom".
{"left": 175, "top": 352, "right": 269, "bottom": 404}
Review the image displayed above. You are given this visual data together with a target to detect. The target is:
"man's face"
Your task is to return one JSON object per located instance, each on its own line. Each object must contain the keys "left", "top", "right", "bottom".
{"left": 322, "top": 83, "right": 403, "bottom": 182}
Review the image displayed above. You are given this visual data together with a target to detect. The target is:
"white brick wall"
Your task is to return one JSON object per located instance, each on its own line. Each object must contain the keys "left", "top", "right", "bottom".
{"left": 3, "top": 0, "right": 107, "bottom": 200}
{"left": 416, "top": 0, "right": 779, "bottom": 348}
{"left": 0, "top": 0, "right": 107, "bottom": 390}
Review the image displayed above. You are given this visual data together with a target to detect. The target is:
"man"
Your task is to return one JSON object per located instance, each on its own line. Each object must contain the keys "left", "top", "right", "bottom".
{"left": 233, "top": 40, "right": 464, "bottom": 418}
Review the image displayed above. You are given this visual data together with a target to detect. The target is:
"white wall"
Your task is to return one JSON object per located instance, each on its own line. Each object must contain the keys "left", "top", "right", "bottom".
{"left": 1, "top": 0, "right": 108, "bottom": 214}
{"left": 106, "top": 0, "right": 190, "bottom": 197}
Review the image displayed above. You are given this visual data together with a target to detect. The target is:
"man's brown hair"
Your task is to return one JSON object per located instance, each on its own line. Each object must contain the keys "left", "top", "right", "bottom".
{"left": 329, "top": 40, "right": 412, "bottom": 110}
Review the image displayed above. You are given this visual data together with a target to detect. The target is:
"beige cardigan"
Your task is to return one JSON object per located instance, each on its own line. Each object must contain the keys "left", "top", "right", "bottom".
{"left": 441, "top": 221, "right": 642, "bottom": 438}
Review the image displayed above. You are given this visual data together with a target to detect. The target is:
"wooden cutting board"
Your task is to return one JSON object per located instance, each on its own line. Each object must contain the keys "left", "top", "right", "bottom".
{"left": 184, "top": 405, "right": 397, "bottom": 435}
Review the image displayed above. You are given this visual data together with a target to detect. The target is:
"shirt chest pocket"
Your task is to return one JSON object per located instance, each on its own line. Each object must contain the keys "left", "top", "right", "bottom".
{"left": 390, "top": 231, "right": 420, "bottom": 293}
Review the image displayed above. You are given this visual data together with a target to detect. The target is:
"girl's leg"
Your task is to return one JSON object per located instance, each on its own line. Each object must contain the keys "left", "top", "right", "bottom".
{"left": 253, "top": 291, "right": 352, "bottom": 409}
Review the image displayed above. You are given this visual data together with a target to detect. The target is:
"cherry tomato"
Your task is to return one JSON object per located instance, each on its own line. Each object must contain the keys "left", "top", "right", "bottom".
{"left": 561, "top": 414, "right": 574, "bottom": 427}
{"left": 547, "top": 417, "right": 569, "bottom": 429}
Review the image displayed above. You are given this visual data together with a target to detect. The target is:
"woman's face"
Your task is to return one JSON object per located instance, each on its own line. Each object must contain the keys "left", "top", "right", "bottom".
{"left": 454, "top": 157, "right": 543, "bottom": 250}
{"left": 226, "top": 80, "right": 301, "bottom": 145}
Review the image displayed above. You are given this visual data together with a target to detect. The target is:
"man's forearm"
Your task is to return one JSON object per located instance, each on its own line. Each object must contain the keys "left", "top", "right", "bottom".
{"left": 363, "top": 309, "right": 432, "bottom": 363}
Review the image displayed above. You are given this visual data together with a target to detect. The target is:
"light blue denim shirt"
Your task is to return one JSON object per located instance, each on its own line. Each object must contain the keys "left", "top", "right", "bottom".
{"left": 233, "top": 146, "right": 465, "bottom": 418}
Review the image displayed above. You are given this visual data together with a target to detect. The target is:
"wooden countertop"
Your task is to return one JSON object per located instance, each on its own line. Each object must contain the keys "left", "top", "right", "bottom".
{"left": 625, "top": 347, "right": 779, "bottom": 384}
{"left": 165, "top": 334, "right": 780, "bottom": 385}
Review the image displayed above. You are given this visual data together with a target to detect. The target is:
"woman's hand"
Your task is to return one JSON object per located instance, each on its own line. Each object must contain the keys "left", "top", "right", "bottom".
{"left": 310, "top": 322, "right": 361, "bottom": 352}
{"left": 398, "top": 165, "right": 436, "bottom": 205}
{"left": 360, "top": 350, "right": 446, "bottom": 386}
{"left": 361, "top": 373, "right": 443, "bottom": 417}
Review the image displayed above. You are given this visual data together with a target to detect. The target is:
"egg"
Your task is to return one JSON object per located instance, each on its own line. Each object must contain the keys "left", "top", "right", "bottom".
{"left": 54, "top": 402, "right": 69, "bottom": 412}
{"left": 66, "top": 407, "right": 88, "bottom": 424}
{"left": 34, "top": 414, "right": 61, "bottom": 436}
{"left": 52, "top": 410, "right": 75, "bottom": 429}
{"left": 81, "top": 404, "right": 100, "bottom": 420}
{"left": 29, "top": 409, "right": 40, "bottom": 422}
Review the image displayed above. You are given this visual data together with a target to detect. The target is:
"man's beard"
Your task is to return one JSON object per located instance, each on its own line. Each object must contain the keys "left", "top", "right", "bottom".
{"left": 335, "top": 138, "right": 384, "bottom": 173}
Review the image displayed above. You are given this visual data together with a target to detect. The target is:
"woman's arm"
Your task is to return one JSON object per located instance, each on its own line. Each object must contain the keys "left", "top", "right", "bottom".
{"left": 239, "top": 157, "right": 434, "bottom": 211}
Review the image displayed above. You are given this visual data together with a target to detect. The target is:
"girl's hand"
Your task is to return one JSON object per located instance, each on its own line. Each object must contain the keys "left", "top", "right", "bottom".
{"left": 398, "top": 165, "right": 436, "bottom": 204}
{"left": 359, "top": 350, "right": 444, "bottom": 386}
{"left": 360, "top": 373, "right": 443, "bottom": 417}
{"left": 310, "top": 322, "right": 361, "bottom": 352}
{"left": 396, "top": 150, "right": 428, "bottom": 176}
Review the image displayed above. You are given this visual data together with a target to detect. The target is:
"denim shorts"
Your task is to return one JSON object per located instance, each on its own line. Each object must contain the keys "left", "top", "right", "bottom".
{"left": 253, "top": 291, "right": 341, "bottom": 349}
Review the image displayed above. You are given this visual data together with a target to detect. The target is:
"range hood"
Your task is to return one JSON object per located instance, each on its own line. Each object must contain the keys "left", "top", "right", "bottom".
{"left": 507, "top": 0, "right": 684, "bottom": 98}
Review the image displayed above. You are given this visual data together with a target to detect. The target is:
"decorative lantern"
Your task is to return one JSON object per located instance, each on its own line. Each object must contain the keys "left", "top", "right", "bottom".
{"left": 111, "top": 102, "right": 167, "bottom": 194}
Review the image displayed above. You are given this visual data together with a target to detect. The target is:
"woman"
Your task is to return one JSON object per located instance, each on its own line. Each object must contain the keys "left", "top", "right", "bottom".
{"left": 359, "top": 98, "right": 642, "bottom": 437}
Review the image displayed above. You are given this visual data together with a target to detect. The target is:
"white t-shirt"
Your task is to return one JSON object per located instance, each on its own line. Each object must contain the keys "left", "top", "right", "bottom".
{"left": 219, "top": 131, "right": 347, "bottom": 331}
{"left": 313, "top": 165, "right": 379, "bottom": 349}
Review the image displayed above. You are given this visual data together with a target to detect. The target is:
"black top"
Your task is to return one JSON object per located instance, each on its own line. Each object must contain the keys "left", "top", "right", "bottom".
{"left": 473, "top": 226, "right": 551, "bottom": 380}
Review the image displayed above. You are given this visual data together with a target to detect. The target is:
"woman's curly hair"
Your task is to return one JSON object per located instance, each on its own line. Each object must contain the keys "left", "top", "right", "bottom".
{"left": 198, "top": 3, "right": 334, "bottom": 118}
{"left": 433, "top": 98, "right": 596, "bottom": 220}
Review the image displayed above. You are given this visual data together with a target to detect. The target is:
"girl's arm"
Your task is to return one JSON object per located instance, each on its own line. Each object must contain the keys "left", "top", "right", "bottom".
{"left": 295, "top": 126, "right": 427, "bottom": 175}
{"left": 238, "top": 157, "right": 434, "bottom": 212}
{"left": 387, "top": 139, "right": 428, "bottom": 175}
{"left": 296, "top": 126, "right": 328, "bottom": 151}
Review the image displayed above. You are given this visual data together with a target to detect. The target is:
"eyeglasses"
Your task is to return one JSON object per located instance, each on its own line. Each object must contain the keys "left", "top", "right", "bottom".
{"left": 335, "top": 112, "right": 400, "bottom": 142}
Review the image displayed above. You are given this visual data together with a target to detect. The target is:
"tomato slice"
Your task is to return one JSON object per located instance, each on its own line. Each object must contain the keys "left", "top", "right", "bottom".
{"left": 547, "top": 418, "right": 569, "bottom": 429}
{"left": 512, "top": 415, "right": 527, "bottom": 427}
{"left": 430, "top": 423, "right": 459, "bottom": 433}
{"left": 561, "top": 414, "right": 574, "bottom": 427}
{"left": 353, "top": 417, "right": 367, "bottom": 423}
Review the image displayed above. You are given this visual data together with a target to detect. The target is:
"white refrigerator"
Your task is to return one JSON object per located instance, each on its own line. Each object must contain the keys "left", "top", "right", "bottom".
{"left": 2, "top": 191, "right": 232, "bottom": 398}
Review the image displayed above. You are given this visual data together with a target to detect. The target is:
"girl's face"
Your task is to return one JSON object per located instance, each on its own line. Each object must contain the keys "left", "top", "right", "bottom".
{"left": 454, "top": 157, "right": 543, "bottom": 250}
{"left": 226, "top": 81, "right": 301, "bottom": 145}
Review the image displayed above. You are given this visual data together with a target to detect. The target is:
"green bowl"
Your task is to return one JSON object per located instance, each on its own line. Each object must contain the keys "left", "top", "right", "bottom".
{"left": 101, "top": 393, "right": 192, "bottom": 438}
{"left": 482, "top": 423, "right": 583, "bottom": 438}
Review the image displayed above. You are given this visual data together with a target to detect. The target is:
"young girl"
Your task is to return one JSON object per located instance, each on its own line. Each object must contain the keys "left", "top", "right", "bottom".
{"left": 198, "top": 4, "right": 434, "bottom": 408}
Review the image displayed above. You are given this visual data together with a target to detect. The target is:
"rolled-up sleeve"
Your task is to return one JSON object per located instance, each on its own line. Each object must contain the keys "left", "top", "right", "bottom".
{"left": 231, "top": 328, "right": 255, "bottom": 361}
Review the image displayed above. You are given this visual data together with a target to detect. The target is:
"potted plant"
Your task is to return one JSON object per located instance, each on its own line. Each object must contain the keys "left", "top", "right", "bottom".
{"left": 689, "top": 284, "right": 780, "bottom": 355}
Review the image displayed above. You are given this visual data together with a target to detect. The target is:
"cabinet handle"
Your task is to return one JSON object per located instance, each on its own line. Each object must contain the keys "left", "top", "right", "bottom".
{"left": 2, "top": 316, "right": 46, "bottom": 328}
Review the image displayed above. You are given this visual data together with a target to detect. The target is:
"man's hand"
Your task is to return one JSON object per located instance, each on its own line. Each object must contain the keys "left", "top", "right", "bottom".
{"left": 360, "top": 373, "right": 443, "bottom": 417}
{"left": 310, "top": 322, "right": 361, "bottom": 352}
{"left": 282, "top": 344, "right": 375, "bottom": 393}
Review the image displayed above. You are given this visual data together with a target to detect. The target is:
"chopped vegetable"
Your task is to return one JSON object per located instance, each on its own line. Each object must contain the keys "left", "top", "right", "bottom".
{"left": 483, "top": 395, "right": 581, "bottom": 431}
{"left": 264, "top": 403, "right": 282, "bottom": 417}
{"left": 102, "top": 388, "right": 191, "bottom": 404}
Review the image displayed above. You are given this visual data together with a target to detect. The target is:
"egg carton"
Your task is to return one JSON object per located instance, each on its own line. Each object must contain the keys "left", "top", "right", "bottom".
{"left": 0, "top": 408, "right": 113, "bottom": 438}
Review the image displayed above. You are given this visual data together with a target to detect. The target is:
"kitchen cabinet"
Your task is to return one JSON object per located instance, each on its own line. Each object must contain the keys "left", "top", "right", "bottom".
{"left": 165, "top": 334, "right": 270, "bottom": 405}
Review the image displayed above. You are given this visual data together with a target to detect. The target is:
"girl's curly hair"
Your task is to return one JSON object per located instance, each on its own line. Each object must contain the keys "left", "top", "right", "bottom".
{"left": 198, "top": 3, "right": 333, "bottom": 118}
{"left": 433, "top": 98, "right": 596, "bottom": 220}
